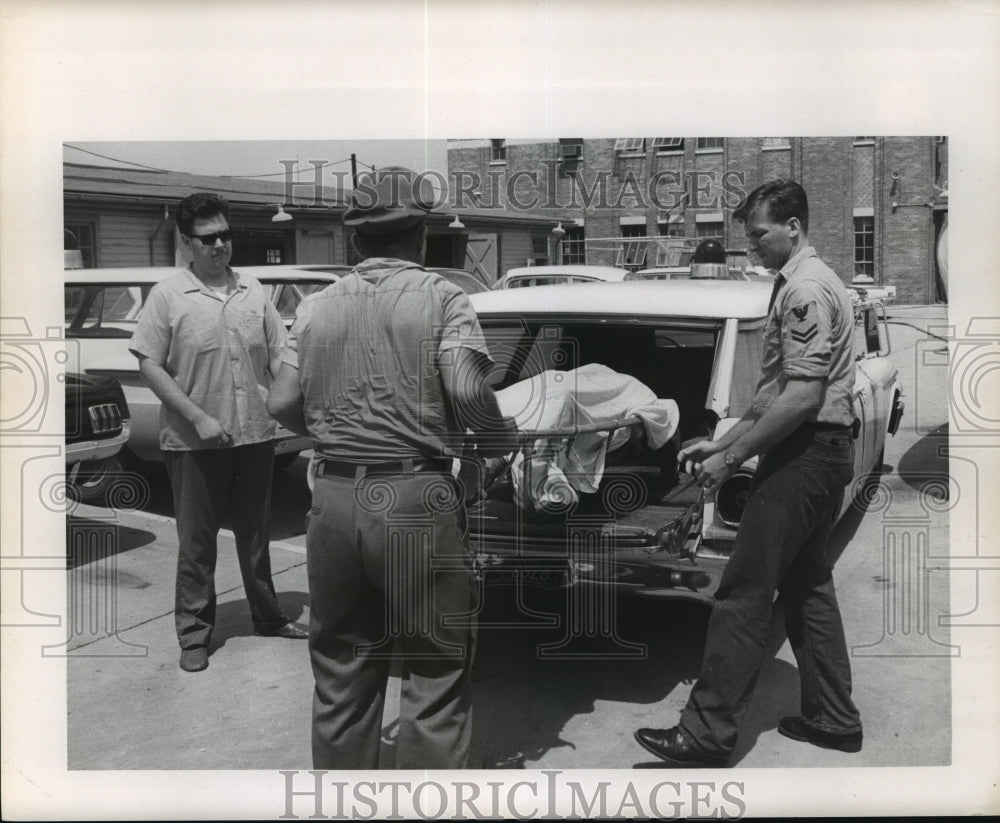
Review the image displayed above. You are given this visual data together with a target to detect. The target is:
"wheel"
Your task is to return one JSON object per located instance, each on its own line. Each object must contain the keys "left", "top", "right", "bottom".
{"left": 71, "top": 456, "right": 122, "bottom": 505}
{"left": 274, "top": 451, "right": 301, "bottom": 472}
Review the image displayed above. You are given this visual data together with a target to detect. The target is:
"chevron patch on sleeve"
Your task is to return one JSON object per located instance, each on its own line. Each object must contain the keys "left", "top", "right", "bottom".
{"left": 790, "top": 323, "right": 818, "bottom": 343}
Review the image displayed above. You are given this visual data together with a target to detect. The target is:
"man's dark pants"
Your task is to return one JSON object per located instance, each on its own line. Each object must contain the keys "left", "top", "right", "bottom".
{"left": 679, "top": 425, "right": 862, "bottom": 759}
{"left": 164, "top": 441, "right": 288, "bottom": 650}
{"left": 306, "top": 464, "right": 478, "bottom": 770}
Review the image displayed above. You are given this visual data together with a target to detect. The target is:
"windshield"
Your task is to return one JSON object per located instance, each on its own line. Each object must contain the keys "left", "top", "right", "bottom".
{"left": 479, "top": 316, "right": 721, "bottom": 440}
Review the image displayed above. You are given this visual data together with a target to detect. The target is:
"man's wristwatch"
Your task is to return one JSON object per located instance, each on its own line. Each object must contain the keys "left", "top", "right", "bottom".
{"left": 724, "top": 451, "right": 739, "bottom": 468}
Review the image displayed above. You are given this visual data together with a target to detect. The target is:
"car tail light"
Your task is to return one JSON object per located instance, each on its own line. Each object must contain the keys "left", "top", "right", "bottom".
{"left": 88, "top": 403, "right": 122, "bottom": 435}
{"left": 716, "top": 469, "right": 754, "bottom": 527}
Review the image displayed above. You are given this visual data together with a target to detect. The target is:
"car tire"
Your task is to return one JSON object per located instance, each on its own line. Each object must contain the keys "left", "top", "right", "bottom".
{"left": 274, "top": 451, "right": 301, "bottom": 472}
{"left": 71, "top": 456, "right": 123, "bottom": 505}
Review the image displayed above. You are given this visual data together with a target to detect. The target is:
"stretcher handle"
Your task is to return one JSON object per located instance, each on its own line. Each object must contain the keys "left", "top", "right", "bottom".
{"left": 509, "top": 413, "right": 641, "bottom": 443}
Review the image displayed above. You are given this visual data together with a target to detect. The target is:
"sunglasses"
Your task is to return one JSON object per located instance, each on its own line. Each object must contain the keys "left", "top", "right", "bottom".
{"left": 189, "top": 230, "right": 233, "bottom": 246}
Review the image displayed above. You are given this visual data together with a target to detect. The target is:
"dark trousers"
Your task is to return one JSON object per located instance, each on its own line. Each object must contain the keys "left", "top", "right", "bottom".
{"left": 679, "top": 426, "right": 862, "bottom": 758}
{"left": 306, "top": 467, "right": 478, "bottom": 770}
{"left": 164, "top": 442, "right": 287, "bottom": 650}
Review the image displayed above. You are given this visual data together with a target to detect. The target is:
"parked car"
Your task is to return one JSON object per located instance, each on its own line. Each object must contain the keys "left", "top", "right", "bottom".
{"left": 426, "top": 266, "right": 493, "bottom": 294}
{"left": 631, "top": 265, "right": 750, "bottom": 281}
{"left": 64, "top": 265, "right": 344, "bottom": 468}
{"left": 848, "top": 283, "right": 896, "bottom": 305}
{"left": 494, "top": 265, "right": 633, "bottom": 289}
{"left": 465, "top": 279, "right": 903, "bottom": 601}
{"left": 65, "top": 371, "right": 131, "bottom": 503}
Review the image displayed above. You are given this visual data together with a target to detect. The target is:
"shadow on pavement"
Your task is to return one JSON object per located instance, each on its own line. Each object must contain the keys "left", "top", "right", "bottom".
{"left": 66, "top": 516, "right": 158, "bottom": 568}
{"left": 208, "top": 590, "right": 310, "bottom": 655}
{"left": 896, "top": 424, "right": 949, "bottom": 494}
{"left": 461, "top": 586, "right": 708, "bottom": 768}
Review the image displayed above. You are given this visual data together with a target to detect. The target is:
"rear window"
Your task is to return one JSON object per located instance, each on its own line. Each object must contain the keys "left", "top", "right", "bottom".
{"left": 480, "top": 317, "right": 721, "bottom": 440}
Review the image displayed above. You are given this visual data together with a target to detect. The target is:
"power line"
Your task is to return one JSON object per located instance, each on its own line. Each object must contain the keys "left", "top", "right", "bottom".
{"left": 64, "top": 145, "right": 368, "bottom": 181}
{"left": 64, "top": 144, "right": 175, "bottom": 173}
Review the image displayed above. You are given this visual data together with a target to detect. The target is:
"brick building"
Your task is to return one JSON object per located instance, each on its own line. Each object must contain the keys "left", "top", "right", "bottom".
{"left": 447, "top": 137, "right": 949, "bottom": 304}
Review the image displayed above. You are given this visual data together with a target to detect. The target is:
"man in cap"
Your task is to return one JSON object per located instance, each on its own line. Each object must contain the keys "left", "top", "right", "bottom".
{"left": 635, "top": 179, "right": 862, "bottom": 765}
{"left": 129, "top": 191, "right": 308, "bottom": 674}
{"left": 268, "top": 167, "right": 516, "bottom": 769}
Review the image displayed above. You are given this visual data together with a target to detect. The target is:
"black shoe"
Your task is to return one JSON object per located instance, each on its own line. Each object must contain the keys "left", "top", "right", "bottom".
{"left": 634, "top": 727, "right": 729, "bottom": 768}
{"left": 778, "top": 716, "right": 863, "bottom": 753}
{"left": 253, "top": 621, "right": 309, "bottom": 640}
{"left": 179, "top": 647, "right": 208, "bottom": 672}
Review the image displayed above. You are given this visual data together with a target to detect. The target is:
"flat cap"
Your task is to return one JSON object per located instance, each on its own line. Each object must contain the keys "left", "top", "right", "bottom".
{"left": 343, "top": 166, "right": 435, "bottom": 235}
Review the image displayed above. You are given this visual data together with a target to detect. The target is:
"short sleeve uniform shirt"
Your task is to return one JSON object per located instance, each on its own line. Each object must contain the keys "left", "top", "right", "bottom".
{"left": 751, "top": 246, "right": 855, "bottom": 426}
{"left": 282, "top": 258, "right": 493, "bottom": 463}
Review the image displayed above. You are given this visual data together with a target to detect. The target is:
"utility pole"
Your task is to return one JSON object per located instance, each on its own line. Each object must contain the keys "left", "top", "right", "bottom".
{"left": 351, "top": 153, "right": 358, "bottom": 190}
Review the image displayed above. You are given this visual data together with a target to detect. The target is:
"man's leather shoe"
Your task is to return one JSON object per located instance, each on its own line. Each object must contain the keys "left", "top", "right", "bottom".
{"left": 634, "top": 727, "right": 728, "bottom": 768}
{"left": 778, "top": 716, "right": 862, "bottom": 753}
{"left": 179, "top": 647, "right": 208, "bottom": 672}
{"left": 253, "top": 621, "right": 309, "bottom": 640}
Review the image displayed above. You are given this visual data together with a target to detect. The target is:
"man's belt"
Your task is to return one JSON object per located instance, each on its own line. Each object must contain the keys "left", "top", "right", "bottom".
{"left": 315, "top": 456, "right": 453, "bottom": 479}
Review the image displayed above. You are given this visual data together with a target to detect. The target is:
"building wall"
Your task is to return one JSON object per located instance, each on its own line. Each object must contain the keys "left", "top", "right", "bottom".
{"left": 800, "top": 136, "right": 856, "bottom": 282}
{"left": 880, "top": 136, "right": 937, "bottom": 304}
{"left": 447, "top": 136, "right": 948, "bottom": 303}
{"left": 65, "top": 203, "right": 175, "bottom": 268}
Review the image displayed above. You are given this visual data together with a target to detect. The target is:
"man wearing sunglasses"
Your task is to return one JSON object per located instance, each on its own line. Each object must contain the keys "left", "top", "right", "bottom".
{"left": 130, "top": 191, "right": 308, "bottom": 674}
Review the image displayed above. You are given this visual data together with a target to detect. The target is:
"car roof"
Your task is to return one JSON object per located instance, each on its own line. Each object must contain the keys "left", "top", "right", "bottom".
{"left": 502, "top": 265, "right": 632, "bottom": 282}
{"left": 65, "top": 265, "right": 346, "bottom": 284}
{"left": 634, "top": 265, "right": 749, "bottom": 281}
{"left": 425, "top": 267, "right": 493, "bottom": 294}
{"left": 471, "top": 279, "right": 774, "bottom": 320}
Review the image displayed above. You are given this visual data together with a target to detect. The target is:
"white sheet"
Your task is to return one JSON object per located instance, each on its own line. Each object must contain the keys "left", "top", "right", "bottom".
{"left": 494, "top": 363, "right": 680, "bottom": 511}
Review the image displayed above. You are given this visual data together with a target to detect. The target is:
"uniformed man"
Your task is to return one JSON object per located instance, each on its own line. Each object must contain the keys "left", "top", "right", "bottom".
{"left": 129, "top": 192, "right": 308, "bottom": 674}
{"left": 635, "top": 179, "right": 862, "bottom": 766}
{"left": 267, "top": 167, "right": 516, "bottom": 769}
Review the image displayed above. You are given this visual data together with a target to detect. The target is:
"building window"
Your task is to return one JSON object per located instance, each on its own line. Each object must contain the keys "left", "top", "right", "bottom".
{"left": 854, "top": 216, "right": 875, "bottom": 278}
{"left": 530, "top": 235, "right": 550, "bottom": 266}
{"left": 65, "top": 222, "right": 96, "bottom": 268}
{"left": 561, "top": 225, "right": 586, "bottom": 265}
{"left": 265, "top": 248, "right": 283, "bottom": 264}
{"left": 657, "top": 218, "right": 685, "bottom": 238}
{"left": 614, "top": 138, "right": 645, "bottom": 155}
{"left": 652, "top": 137, "right": 684, "bottom": 153}
{"left": 617, "top": 223, "right": 647, "bottom": 268}
{"left": 558, "top": 138, "right": 583, "bottom": 176}
{"left": 762, "top": 137, "right": 790, "bottom": 150}
{"left": 490, "top": 139, "right": 506, "bottom": 162}
{"left": 696, "top": 221, "right": 723, "bottom": 240}
{"left": 696, "top": 137, "right": 724, "bottom": 151}
{"left": 853, "top": 136, "right": 875, "bottom": 145}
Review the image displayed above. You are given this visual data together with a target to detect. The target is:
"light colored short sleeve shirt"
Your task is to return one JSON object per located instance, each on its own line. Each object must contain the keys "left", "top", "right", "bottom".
{"left": 751, "top": 246, "right": 855, "bottom": 426}
{"left": 129, "top": 267, "right": 287, "bottom": 450}
{"left": 282, "top": 257, "right": 492, "bottom": 462}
